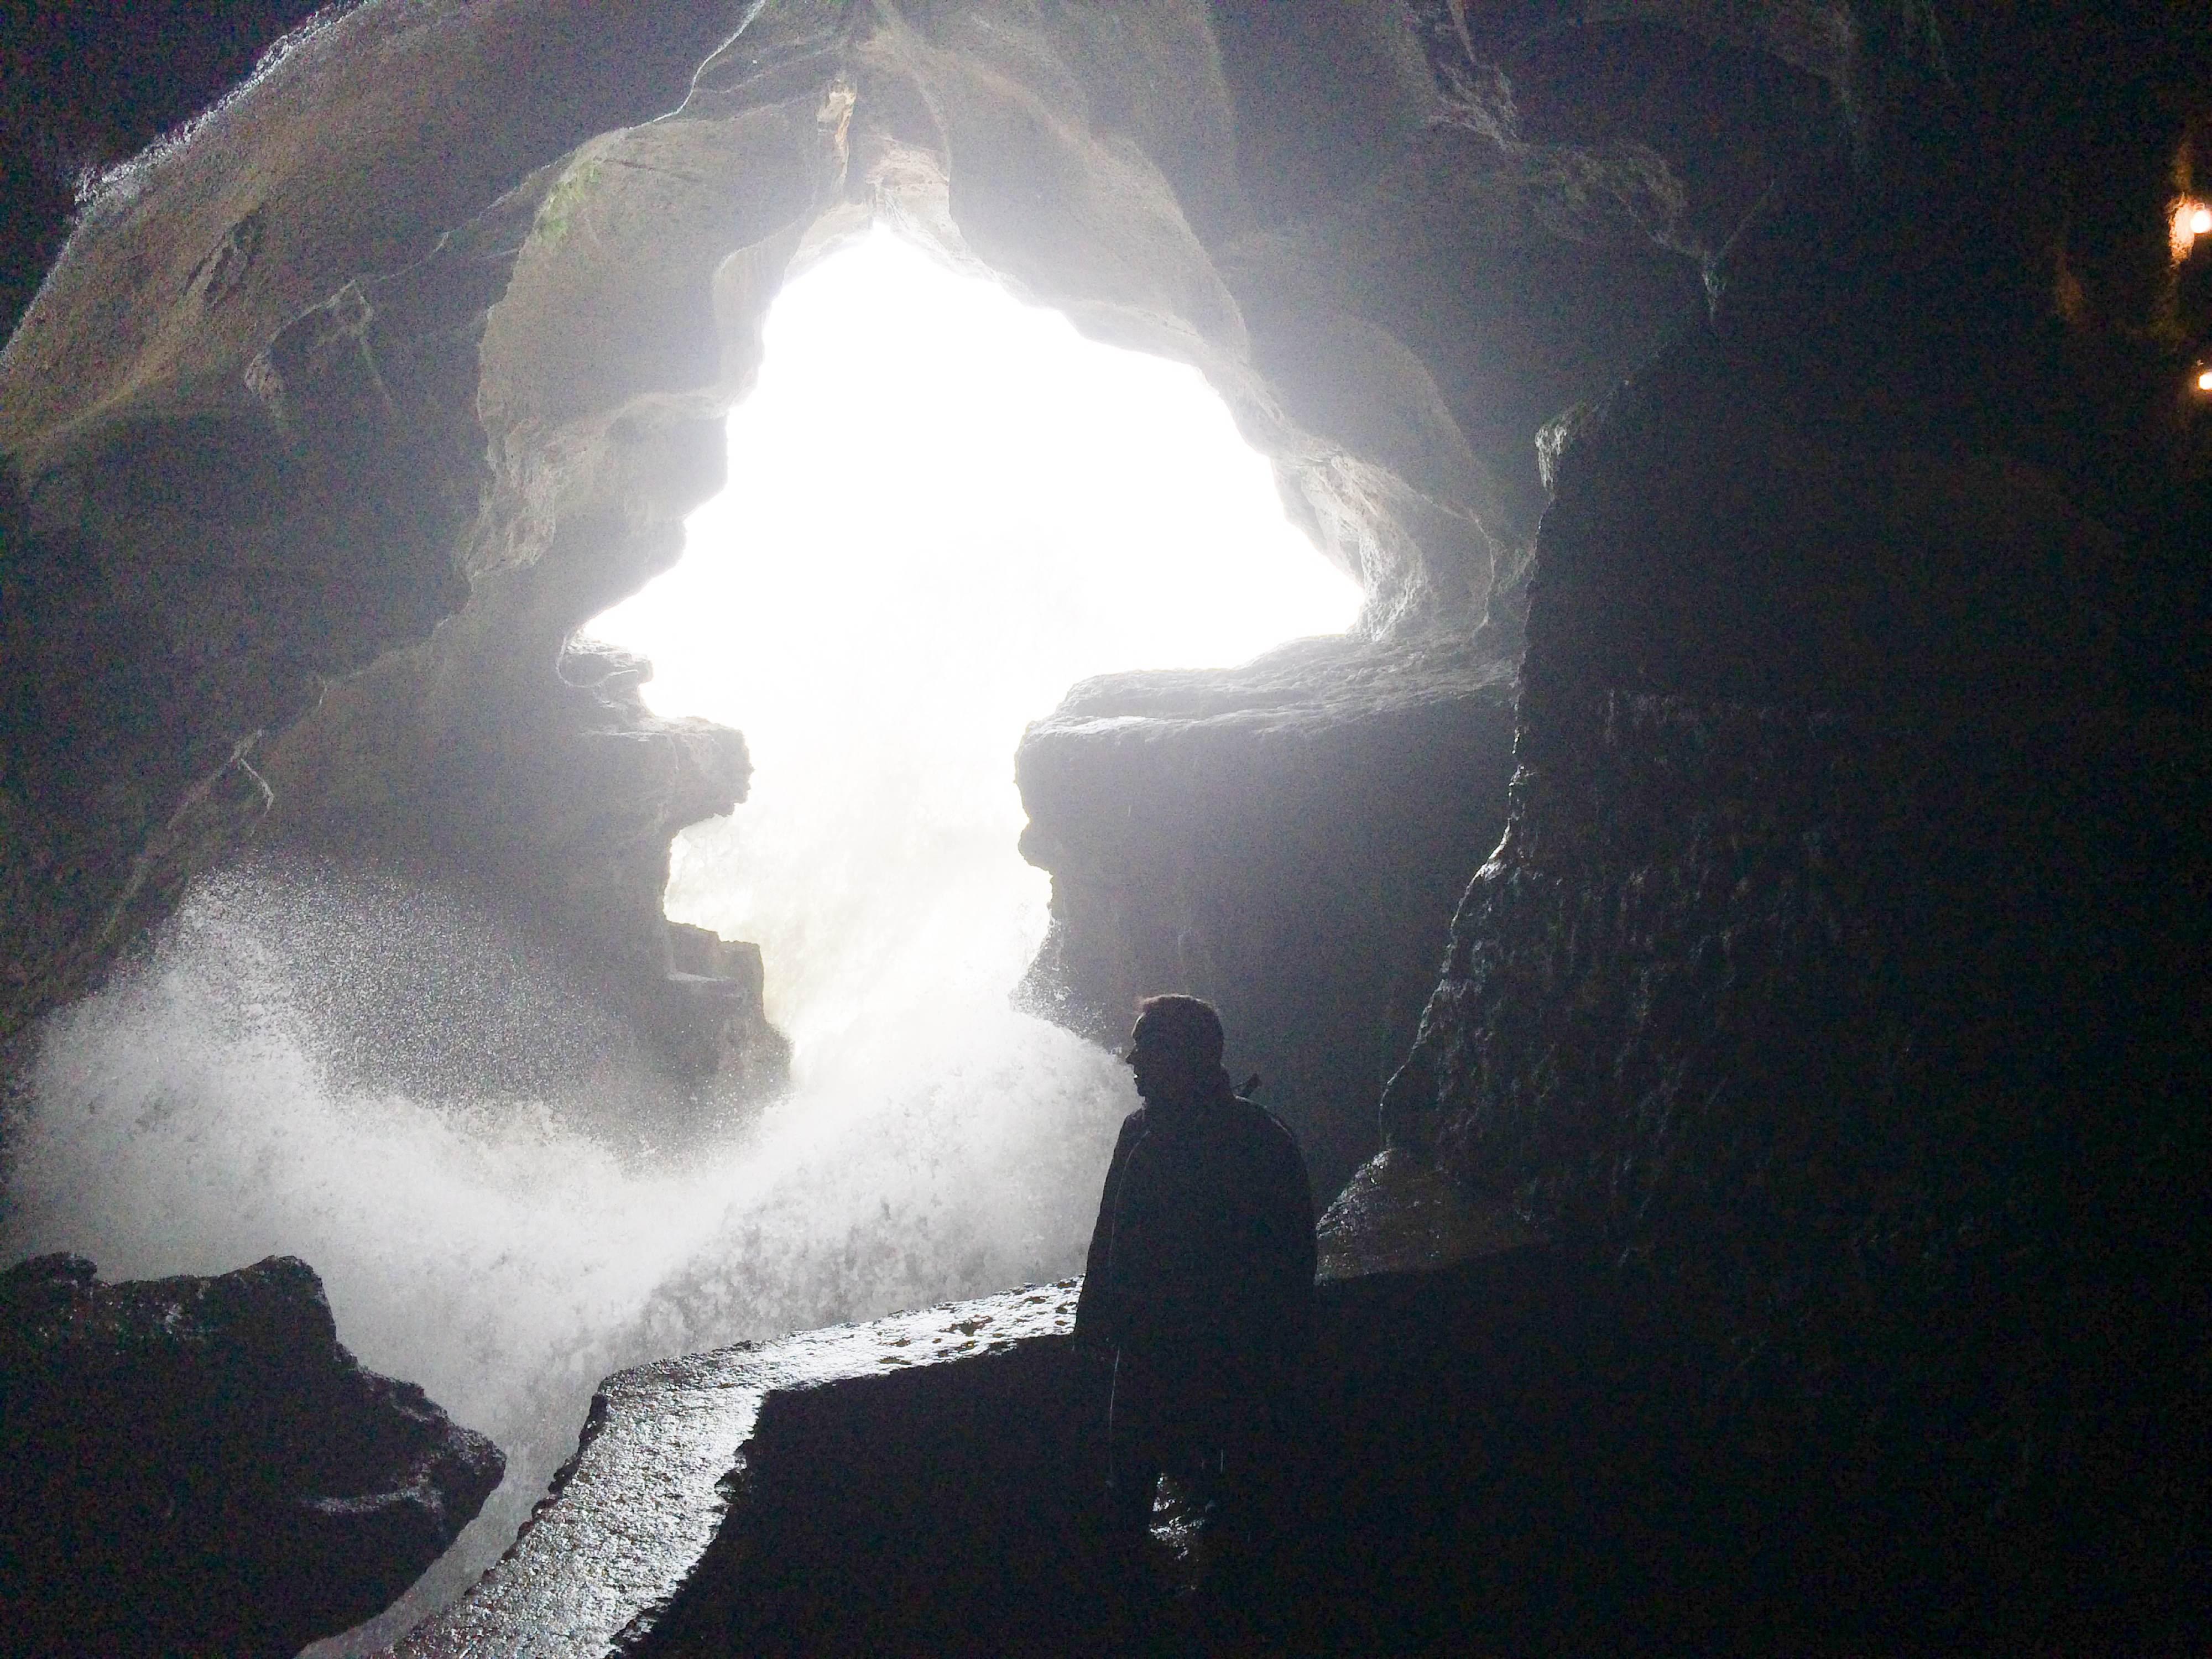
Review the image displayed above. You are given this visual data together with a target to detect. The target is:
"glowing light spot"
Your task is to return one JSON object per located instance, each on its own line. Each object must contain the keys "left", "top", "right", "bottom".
{"left": 2172, "top": 198, "right": 2212, "bottom": 260}
{"left": 2198, "top": 368, "right": 2212, "bottom": 393}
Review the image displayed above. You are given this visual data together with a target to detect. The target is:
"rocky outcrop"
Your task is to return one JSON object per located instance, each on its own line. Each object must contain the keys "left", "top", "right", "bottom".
{"left": 0, "top": 0, "right": 768, "bottom": 1053}
{"left": 1016, "top": 632, "right": 1518, "bottom": 1201}
{"left": 664, "top": 920, "right": 790, "bottom": 1092}
{"left": 1312, "top": 1145, "right": 1530, "bottom": 1279}
{"left": 0, "top": 1252, "right": 503, "bottom": 1659}
{"left": 260, "top": 623, "right": 789, "bottom": 1091}
{"left": 394, "top": 1281, "right": 1089, "bottom": 1657}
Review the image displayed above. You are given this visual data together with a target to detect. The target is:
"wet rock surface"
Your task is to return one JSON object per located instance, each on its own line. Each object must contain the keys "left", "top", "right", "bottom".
{"left": 400, "top": 1246, "right": 2201, "bottom": 1656}
{"left": 1371, "top": 695, "right": 2212, "bottom": 1645}
{"left": 0, "top": 1252, "right": 503, "bottom": 1659}
{"left": 1017, "top": 632, "right": 1519, "bottom": 1203}
{"left": 1313, "top": 1144, "right": 1530, "bottom": 1280}
{"left": 393, "top": 1282, "right": 1086, "bottom": 1657}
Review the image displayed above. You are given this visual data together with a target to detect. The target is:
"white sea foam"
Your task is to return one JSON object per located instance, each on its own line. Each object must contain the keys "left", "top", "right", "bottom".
{"left": 2, "top": 866, "right": 1130, "bottom": 1651}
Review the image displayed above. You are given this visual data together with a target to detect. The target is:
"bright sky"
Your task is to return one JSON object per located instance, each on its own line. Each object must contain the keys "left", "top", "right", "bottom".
{"left": 585, "top": 225, "right": 1361, "bottom": 1052}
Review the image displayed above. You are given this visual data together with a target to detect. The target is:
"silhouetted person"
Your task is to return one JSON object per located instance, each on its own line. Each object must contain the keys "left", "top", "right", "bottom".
{"left": 1075, "top": 994, "right": 1316, "bottom": 1572}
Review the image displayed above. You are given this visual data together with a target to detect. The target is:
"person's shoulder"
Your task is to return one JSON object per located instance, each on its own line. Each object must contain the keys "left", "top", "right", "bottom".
{"left": 1228, "top": 1092, "right": 1289, "bottom": 1134}
{"left": 1230, "top": 1094, "right": 1302, "bottom": 1152}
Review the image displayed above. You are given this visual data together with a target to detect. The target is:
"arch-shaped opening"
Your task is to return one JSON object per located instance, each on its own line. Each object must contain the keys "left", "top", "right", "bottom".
{"left": 582, "top": 222, "right": 1361, "bottom": 1081}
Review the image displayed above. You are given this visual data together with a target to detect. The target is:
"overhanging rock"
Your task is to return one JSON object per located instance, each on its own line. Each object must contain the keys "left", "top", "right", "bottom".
{"left": 1016, "top": 632, "right": 1520, "bottom": 1204}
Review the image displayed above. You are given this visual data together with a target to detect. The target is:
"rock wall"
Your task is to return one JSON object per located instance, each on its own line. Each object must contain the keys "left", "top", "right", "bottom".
{"left": 0, "top": 1253, "right": 503, "bottom": 1659}
{"left": 1015, "top": 633, "right": 1517, "bottom": 1201}
{"left": 0, "top": 0, "right": 763, "bottom": 1053}
{"left": 1382, "top": 698, "right": 2208, "bottom": 1585}
{"left": 1347, "top": 8, "right": 2212, "bottom": 1635}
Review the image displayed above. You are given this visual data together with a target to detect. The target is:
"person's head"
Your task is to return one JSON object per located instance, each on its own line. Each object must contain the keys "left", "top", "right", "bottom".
{"left": 1125, "top": 994, "right": 1225, "bottom": 1110}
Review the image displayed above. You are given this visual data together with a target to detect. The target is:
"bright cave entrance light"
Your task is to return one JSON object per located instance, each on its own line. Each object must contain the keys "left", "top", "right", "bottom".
{"left": 585, "top": 226, "right": 1361, "bottom": 1068}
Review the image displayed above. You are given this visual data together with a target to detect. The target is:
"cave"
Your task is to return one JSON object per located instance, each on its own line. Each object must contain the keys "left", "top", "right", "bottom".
{"left": 2, "top": 3, "right": 2208, "bottom": 1656}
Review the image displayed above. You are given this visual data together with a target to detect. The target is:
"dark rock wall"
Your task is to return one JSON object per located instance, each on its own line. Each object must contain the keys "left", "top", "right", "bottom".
{"left": 0, "top": 2, "right": 329, "bottom": 340}
{"left": 0, "top": 1252, "right": 503, "bottom": 1659}
{"left": 1360, "top": 5, "right": 2212, "bottom": 1639}
{"left": 1386, "top": 700, "right": 2208, "bottom": 1604}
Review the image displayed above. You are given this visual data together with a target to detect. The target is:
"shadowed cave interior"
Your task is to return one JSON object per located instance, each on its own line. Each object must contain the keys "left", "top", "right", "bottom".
{"left": 2, "top": 3, "right": 2210, "bottom": 1656}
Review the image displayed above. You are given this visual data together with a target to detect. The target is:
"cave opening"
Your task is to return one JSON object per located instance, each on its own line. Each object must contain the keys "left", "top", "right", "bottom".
{"left": 581, "top": 222, "right": 1362, "bottom": 1078}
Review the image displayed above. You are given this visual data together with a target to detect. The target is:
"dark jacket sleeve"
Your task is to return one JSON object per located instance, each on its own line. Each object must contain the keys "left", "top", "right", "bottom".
{"left": 1073, "top": 1109, "right": 1146, "bottom": 1347}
